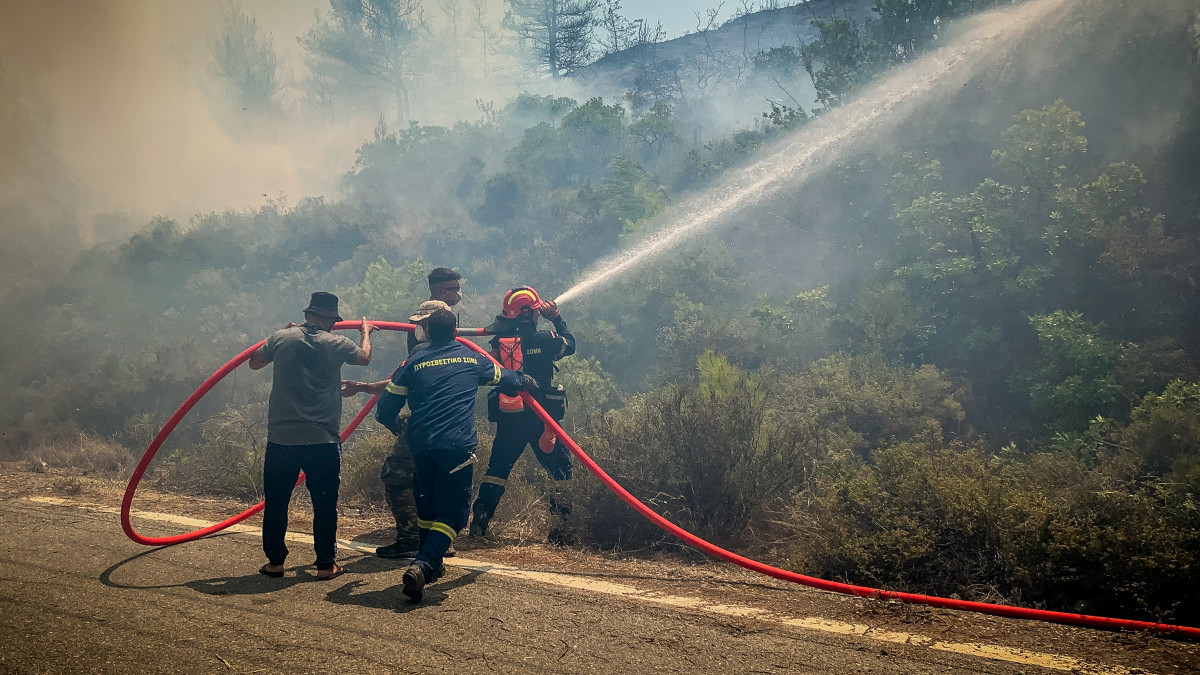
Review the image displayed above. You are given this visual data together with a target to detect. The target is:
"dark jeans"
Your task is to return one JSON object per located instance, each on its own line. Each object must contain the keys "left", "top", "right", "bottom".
{"left": 262, "top": 441, "right": 341, "bottom": 570}
{"left": 411, "top": 445, "right": 474, "bottom": 579}
{"left": 474, "top": 411, "right": 571, "bottom": 520}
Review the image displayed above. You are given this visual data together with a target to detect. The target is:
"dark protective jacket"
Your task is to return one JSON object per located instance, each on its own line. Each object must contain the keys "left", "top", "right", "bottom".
{"left": 487, "top": 314, "right": 576, "bottom": 394}
{"left": 376, "top": 340, "right": 528, "bottom": 450}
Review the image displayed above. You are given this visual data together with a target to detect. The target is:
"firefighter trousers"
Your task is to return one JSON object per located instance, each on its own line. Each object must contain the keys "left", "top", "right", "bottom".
{"left": 411, "top": 444, "right": 474, "bottom": 579}
{"left": 473, "top": 410, "right": 572, "bottom": 522}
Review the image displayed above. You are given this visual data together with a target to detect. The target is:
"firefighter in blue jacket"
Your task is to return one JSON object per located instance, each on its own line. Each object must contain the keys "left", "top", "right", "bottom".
{"left": 470, "top": 286, "right": 577, "bottom": 542}
{"left": 376, "top": 308, "right": 534, "bottom": 603}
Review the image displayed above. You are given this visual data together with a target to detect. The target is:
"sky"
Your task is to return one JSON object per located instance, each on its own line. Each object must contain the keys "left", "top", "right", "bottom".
{"left": 621, "top": 0, "right": 740, "bottom": 38}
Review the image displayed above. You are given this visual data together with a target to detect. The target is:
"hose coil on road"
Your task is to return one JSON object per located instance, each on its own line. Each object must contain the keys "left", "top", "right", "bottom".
{"left": 120, "top": 322, "right": 1200, "bottom": 639}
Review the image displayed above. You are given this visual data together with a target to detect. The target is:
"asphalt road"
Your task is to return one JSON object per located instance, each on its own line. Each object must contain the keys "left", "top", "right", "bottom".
{"left": 0, "top": 497, "right": 1190, "bottom": 674}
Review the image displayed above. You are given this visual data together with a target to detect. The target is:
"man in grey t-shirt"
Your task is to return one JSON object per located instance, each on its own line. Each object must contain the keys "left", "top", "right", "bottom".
{"left": 249, "top": 291, "right": 375, "bottom": 580}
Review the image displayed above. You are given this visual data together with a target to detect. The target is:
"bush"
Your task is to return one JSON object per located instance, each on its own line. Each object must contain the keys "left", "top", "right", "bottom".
{"left": 1001, "top": 451, "right": 1200, "bottom": 621}
{"left": 553, "top": 356, "right": 621, "bottom": 433}
{"left": 572, "top": 353, "right": 822, "bottom": 550}
{"left": 779, "top": 421, "right": 1200, "bottom": 622}
{"left": 789, "top": 434, "right": 1011, "bottom": 599}
{"left": 564, "top": 351, "right": 1200, "bottom": 622}
{"left": 1119, "top": 380, "right": 1200, "bottom": 483}
{"left": 771, "top": 352, "right": 969, "bottom": 460}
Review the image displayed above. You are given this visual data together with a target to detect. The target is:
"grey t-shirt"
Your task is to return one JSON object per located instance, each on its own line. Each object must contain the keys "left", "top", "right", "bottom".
{"left": 262, "top": 325, "right": 360, "bottom": 445}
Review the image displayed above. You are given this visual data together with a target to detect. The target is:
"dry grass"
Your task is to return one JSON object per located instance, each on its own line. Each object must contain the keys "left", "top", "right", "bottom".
{"left": 339, "top": 429, "right": 396, "bottom": 506}
{"left": 21, "top": 425, "right": 136, "bottom": 478}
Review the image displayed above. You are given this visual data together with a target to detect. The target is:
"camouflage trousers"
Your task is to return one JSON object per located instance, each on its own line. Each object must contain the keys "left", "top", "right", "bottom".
{"left": 380, "top": 434, "right": 420, "bottom": 548}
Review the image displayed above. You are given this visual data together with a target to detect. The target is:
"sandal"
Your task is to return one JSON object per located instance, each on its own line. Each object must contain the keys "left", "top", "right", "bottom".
{"left": 315, "top": 564, "right": 343, "bottom": 581}
{"left": 259, "top": 564, "right": 284, "bottom": 578}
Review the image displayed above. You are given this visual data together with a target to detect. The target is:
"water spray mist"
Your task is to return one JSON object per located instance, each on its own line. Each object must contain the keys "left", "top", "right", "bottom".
{"left": 555, "top": 0, "right": 1079, "bottom": 306}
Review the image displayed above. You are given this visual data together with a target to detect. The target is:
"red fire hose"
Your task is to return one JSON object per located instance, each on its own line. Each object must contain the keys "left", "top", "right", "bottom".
{"left": 121, "top": 322, "right": 1200, "bottom": 639}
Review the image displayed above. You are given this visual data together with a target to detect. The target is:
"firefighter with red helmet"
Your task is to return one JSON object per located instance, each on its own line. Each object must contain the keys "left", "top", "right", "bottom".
{"left": 470, "top": 286, "right": 577, "bottom": 542}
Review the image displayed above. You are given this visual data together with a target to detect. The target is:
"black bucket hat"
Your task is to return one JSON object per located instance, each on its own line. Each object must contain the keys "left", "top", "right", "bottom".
{"left": 303, "top": 291, "right": 343, "bottom": 321}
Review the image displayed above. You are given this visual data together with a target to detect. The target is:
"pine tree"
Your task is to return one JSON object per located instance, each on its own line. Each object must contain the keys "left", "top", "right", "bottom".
{"left": 504, "top": 0, "right": 598, "bottom": 76}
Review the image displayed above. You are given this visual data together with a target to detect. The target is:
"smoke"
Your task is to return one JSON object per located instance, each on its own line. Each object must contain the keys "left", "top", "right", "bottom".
{"left": 0, "top": 0, "right": 651, "bottom": 247}
{"left": 3, "top": 0, "right": 1196, "bottom": 291}
{"left": 0, "top": 0, "right": 828, "bottom": 251}
{"left": 0, "top": 0, "right": 1196, "bottom": 441}
{"left": 0, "top": 1, "right": 350, "bottom": 233}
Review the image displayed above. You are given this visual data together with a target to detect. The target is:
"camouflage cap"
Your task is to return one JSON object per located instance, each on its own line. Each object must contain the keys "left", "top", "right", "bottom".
{"left": 409, "top": 300, "right": 452, "bottom": 322}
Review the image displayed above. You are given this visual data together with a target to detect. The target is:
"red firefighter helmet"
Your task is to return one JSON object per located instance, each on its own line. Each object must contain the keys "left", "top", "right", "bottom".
{"left": 501, "top": 286, "right": 543, "bottom": 319}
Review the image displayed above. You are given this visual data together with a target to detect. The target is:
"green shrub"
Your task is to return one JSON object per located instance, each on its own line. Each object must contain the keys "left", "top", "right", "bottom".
{"left": 771, "top": 352, "right": 968, "bottom": 460}
{"left": 575, "top": 379, "right": 816, "bottom": 550}
{"left": 784, "top": 424, "right": 1200, "bottom": 622}
{"left": 1001, "top": 451, "right": 1200, "bottom": 621}
{"left": 1119, "top": 380, "right": 1200, "bottom": 484}
{"left": 553, "top": 356, "right": 621, "bottom": 433}
{"left": 1016, "top": 310, "right": 1123, "bottom": 431}
{"left": 790, "top": 435, "right": 1011, "bottom": 599}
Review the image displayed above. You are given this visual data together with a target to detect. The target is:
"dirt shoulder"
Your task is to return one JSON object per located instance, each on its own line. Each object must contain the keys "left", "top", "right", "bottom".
{"left": 2, "top": 461, "right": 1197, "bottom": 674}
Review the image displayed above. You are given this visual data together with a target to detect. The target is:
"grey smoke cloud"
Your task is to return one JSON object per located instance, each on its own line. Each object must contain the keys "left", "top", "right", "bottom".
{"left": 0, "top": 1, "right": 377, "bottom": 232}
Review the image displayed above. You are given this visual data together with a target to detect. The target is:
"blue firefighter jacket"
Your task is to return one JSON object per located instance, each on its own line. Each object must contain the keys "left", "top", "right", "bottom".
{"left": 376, "top": 339, "right": 528, "bottom": 451}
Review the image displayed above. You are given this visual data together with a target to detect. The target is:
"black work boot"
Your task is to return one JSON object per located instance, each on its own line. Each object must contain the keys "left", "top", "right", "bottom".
{"left": 376, "top": 539, "right": 419, "bottom": 559}
{"left": 402, "top": 564, "right": 426, "bottom": 603}
{"left": 546, "top": 494, "right": 575, "bottom": 545}
{"left": 469, "top": 512, "right": 491, "bottom": 537}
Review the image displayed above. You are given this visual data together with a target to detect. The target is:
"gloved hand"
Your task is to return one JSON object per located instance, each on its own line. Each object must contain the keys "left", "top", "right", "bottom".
{"left": 385, "top": 412, "right": 408, "bottom": 436}
{"left": 521, "top": 374, "right": 540, "bottom": 394}
{"left": 539, "top": 300, "right": 560, "bottom": 319}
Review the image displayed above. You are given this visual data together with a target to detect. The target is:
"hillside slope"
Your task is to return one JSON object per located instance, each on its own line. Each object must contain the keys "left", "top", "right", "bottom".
{"left": 572, "top": 0, "right": 875, "bottom": 123}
